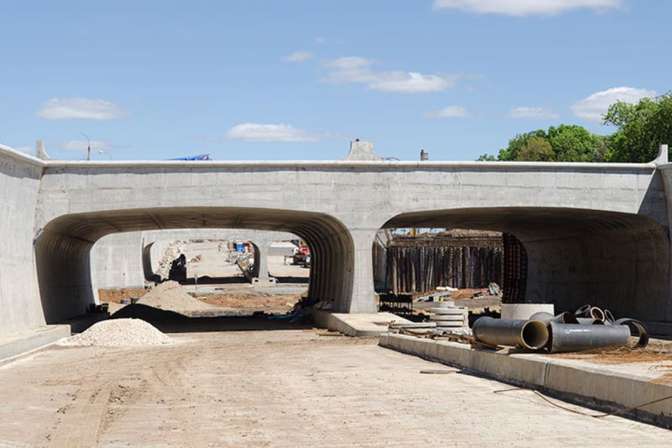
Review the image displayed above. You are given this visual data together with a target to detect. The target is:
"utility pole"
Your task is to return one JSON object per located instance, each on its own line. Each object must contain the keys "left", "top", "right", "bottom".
{"left": 81, "top": 132, "right": 91, "bottom": 161}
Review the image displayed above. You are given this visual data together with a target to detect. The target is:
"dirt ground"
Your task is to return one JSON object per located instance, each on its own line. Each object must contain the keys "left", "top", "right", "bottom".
{"left": 553, "top": 340, "right": 672, "bottom": 364}
{"left": 99, "top": 285, "right": 305, "bottom": 316}
{"left": 197, "top": 292, "right": 302, "bottom": 314}
{"left": 550, "top": 340, "right": 672, "bottom": 384}
{"left": 98, "top": 288, "right": 147, "bottom": 303}
{"left": 0, "top": 325, "right": 670, "bottom": 447}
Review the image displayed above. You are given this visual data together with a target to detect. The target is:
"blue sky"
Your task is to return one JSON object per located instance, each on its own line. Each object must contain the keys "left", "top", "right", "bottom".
{"left": 0, "top": 0, "right": 669, "bottom": 161}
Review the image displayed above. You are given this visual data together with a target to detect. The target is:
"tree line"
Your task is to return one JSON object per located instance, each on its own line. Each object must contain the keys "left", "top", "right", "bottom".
{"left": 478, "top": 93, "right": 672, "bottom": 163}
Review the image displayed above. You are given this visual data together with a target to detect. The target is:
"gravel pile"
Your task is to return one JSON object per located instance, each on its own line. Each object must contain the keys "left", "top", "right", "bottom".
{"left": 139, "top": 281, "right": 215, "bottom": 313}
{"left": 60, "top": 318, "right": 172, "bottom": 347}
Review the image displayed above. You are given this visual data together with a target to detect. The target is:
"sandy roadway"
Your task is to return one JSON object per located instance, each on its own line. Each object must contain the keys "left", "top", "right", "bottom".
{"left": 0, "top": 325, "right": 669, "bottom": 447}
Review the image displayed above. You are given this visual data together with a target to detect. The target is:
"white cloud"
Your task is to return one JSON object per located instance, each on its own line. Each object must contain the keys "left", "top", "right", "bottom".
{"left": 433, "top": 0, "right": 621, "bottom": 16}
{"left": 285, "top": 51, "right": 313, "bottom": 63}
{"left": 571, "top": 87, "right": 656, "bottom": 122}
{"left": 61, "top": 140, "right": 110, "bottom": 153}
{"left": 510, "top": 106, "right": 559, "bottom": 119}
{"left": 38, "top": 98, "right": 124, "bottom": 120}
{"left": 324, "top": 57, "right": 456, "bottom": 93}
{"left": 427, "top": 106, "right": 469, "bottom": 118}
{"left": 226, "top": 123, "right": 319, "bottom": 142}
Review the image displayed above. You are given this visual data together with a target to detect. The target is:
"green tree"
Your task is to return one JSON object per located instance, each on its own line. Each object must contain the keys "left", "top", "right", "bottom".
{"left": 497, "top": 129, "right": 548, "bottom": 161}
{"left": 477, "top": 125, "right": 607, "bottom": 162}
{"left": 604, "top": 93, "right": 672, "bottom": 162}
{"left": 517, "top": 136, "right": 555, "bottom": 161}
{"left": 477, "top": 153, "right": 497, "bottom": 161}
{"left": 547, "top": 124, "right": 608, "bottom": 162}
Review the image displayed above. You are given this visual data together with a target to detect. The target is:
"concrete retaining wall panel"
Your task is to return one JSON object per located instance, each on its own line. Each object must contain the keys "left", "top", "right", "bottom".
{"left": 0, "top": 152, "right": 45, "bottom": 336}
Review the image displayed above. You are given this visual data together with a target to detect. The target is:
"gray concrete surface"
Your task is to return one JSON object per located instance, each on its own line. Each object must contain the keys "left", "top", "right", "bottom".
{"left": 2, "top": 142, "right": 672, "bottom": 339}
{"left": 0, "top": 329, "right": 669, "bottom": 447}
{"left": 380, "top": 333, "right": 672, "bottom": 427}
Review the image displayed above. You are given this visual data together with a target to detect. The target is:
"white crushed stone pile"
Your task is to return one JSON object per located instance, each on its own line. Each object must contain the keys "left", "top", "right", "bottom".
{"left": 139, "top": 280, "right": 215, "bottom": 312}
{"left": 60, "top": 319, "right": 172, "bottom": 347}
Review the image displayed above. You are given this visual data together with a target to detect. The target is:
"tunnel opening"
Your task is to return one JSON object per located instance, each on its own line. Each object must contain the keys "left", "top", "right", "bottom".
{"left": 138, "top": 235, "right": 311, "bottom": 286}
{"left": 93, "top": 230, "right": 312, "bottom": 320}
{"left": 35, "top": 207, "right": 354, "bottom": 328}
{"left": 374, "top": 207, "right": 672, "bottom": 324}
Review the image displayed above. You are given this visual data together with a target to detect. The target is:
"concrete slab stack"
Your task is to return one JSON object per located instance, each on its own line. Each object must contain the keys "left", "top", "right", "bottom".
{"left": 430, "top": 300, "right": 468, "bottom": 332}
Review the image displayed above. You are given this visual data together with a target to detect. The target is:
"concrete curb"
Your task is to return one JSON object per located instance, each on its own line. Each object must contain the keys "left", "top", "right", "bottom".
{"left": 313, "top": 311, "right": 408, "bottom": 336}
{"left": 380, "top": 334, "right": 672, "bottom": 428}
{"left": 0, "top": 325, "right": 70, "bottom": 362}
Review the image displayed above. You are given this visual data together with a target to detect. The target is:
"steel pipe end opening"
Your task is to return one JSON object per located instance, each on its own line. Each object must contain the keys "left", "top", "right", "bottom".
{"left": 520, "top": 320, "right": 549, "bottom": 351}
{"left": 590, "top": 307, "right": 605, "bottom": 322}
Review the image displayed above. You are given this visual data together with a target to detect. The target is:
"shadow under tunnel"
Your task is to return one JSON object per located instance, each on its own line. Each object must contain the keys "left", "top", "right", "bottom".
{"left": 35, "top": 207, "right": 355, "bottom": 324}
{"left": 383, "top": 207, "right": 672, "bottom": 323}
{"left": 109, "top": 304, "right": 311, "bottom": 333}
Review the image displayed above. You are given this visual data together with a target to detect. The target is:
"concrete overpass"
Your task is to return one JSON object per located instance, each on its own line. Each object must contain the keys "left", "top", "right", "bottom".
{"left": 2, "top": 142, "right": 672, "bottom": 338}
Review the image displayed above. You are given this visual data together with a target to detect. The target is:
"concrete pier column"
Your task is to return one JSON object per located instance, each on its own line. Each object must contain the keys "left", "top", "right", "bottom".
{"left": 655, "top": 145, "right": 672, "bottom": 323}
{"left": 252, "top": 241, "right": 275, "bottom": 285}
{"left": 347, "top": 229, "right": 378, "bottom": 313}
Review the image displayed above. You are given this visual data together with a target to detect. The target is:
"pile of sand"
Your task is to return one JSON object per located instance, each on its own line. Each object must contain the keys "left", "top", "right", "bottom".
{"left": 60, "top": 319, "right": 172, "bottom": 347}
{"left": 138, "top": 281, "right": 215, "bottom": 313}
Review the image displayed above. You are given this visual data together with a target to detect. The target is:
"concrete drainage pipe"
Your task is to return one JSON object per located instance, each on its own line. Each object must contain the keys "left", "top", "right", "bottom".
{"left": 547, "top": 321, "right": 630, "bottom": 353}
{"left": 472, "top": 317, "right": 549, "bottom": 351}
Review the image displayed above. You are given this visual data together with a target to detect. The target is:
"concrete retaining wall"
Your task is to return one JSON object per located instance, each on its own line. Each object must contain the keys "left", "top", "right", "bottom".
{"left": 0, "top": 147, "right": 46, "bottom": 334}
{"left": 521, "top": 224, "right": 671, "bottom": 321}
{"left": 92, "top": 232, "right": 145, "bottom": 290}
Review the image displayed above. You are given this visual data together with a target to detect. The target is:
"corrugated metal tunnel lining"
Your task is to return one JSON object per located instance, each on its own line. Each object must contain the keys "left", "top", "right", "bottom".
{"left": 383, "top": 207, "right": 671, "bottom": 322}
{"left": 35, "top": 207, "right": 354, "bottom": 323}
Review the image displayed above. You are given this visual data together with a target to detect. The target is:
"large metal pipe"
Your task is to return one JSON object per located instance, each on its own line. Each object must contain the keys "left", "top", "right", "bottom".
{"left": 604, "top": 309, "right": 616, "bottom": 324}
{"left": 472, "top": 317, "right": 549, "bottom": 351}
{"left": 576, "top": 317, "right": 604, "bottom": 325}
{"left": 574, "top": 304, "right": 605, "bottom": 322}
{"left": 530, "top": 311, "right": 578, "bottom": 324}
{"left": 615, "top": 318, "right": 649, "bottom": 348}
{"left": 547, "top": 322, "right": 630, "bottom": 353}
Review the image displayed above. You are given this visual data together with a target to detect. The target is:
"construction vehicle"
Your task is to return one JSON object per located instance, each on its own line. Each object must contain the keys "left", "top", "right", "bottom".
{"left": 292, "top": 242, "right": 311, "bottom": 267}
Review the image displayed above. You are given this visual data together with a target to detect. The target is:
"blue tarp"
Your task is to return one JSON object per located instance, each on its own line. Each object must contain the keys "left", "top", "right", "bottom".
{"left": 169, "top": 154, "right": 211, "bottom": 161}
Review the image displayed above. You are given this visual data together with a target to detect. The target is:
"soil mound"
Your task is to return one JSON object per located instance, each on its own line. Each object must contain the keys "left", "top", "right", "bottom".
{"left": 139, "top": 281, "right": 215, "bottom": 314}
